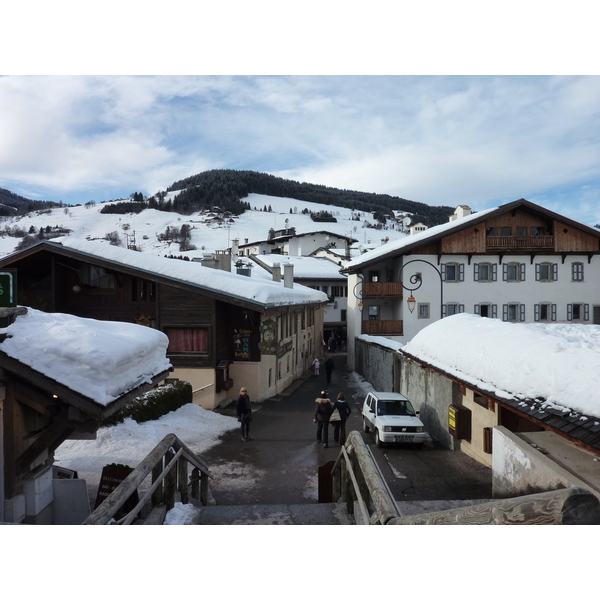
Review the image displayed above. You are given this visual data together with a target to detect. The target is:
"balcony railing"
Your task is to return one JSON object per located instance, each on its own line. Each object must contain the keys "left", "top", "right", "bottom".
{"left": 486, "top": 236, "right": 554, "bottom": 249}
{"left": 361, "top": 282, "right": 403, "bottom": 297}
{"left": 361, "top": 319, "right": 403, "bottom": 335}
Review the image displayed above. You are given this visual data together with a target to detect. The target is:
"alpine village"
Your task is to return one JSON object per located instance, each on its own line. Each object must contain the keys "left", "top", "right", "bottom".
{"left": 1, "top": 169, "right": 600, "bottom": 526}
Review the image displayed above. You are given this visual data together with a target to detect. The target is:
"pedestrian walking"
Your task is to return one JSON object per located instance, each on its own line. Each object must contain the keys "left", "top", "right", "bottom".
{"left": 325, "top": 356, "right": 335, "bottom": 384}
{"left": 312, "top": 357, "right": 320, "bottom": 376}
{"left": 313, "top": 390, "right": 334, "bottom": 448}
{"left": 236, "top": 387, "right": 252, "bottom": 441}
{"left": 332, "top": 392, "right": 352, "bottom": 445}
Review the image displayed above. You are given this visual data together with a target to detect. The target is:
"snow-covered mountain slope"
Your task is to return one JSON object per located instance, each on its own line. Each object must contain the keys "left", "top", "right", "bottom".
{"left": 0, "top": 193, "right": 410, "bottom": 260}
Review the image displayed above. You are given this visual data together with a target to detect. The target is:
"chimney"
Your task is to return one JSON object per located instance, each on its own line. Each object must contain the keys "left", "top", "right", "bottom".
{"left": 272, "top": 262, "right": 282, "bottom": 282}
{"left": 200, "top": 253, "right": 219, "bottom": 269}
{"left": 232, "top": 238, "right": 239, "bottom": 257}
{"left": 449, "top": 205, "right": 472, "bottom": 222}
{"left": 283, "top": 263, "right": 294, "bottom": 288}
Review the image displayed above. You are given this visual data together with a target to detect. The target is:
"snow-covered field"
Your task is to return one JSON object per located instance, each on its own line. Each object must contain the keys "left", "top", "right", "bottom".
{"left": 0, "top": 192, "right": 409, "bottom": 260}
{"left": 54, "top": 403, "right": 240, "bottom": 508}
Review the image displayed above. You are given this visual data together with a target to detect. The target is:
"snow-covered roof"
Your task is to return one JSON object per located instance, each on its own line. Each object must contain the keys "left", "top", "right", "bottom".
{"left": 250, "top": 254, "right": 346, "bottom": 280}
{"left": 346, "top": 198, "right": 600, "bottom": 271}
{"left": 346, "top": 207, "right": 496, "bottom": 269}
{"left": 0, "top": 308, "right": 172, "bottom": 406}
{"left": 402, "top": 313, "right": 600, "bottom": 419}
{"left": 43, "top": 239, "right": 329, "bottom": 308}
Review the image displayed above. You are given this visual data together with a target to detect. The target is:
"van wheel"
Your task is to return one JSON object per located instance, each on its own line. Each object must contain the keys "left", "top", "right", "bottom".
{"left": 375, "top": 429, "right": 382, "bottom": 448}
{"left": 362, "top": 417, "right": 369, "bottom": 433}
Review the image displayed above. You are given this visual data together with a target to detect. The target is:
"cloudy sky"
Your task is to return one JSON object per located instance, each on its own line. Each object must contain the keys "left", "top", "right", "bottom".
{"left": 3, "top": 5, "right": 600, "bottom": 225}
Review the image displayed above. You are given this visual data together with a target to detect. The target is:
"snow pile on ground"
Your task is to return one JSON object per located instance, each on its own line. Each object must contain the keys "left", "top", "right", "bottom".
{"left": 54, "top": 403, "right": 239, "bottom": 496}
{"left": 0, "top": 308, "right": 172, "bottom": 405}
{"left": 403, "top": 313, "right": 600, "bottom": 418}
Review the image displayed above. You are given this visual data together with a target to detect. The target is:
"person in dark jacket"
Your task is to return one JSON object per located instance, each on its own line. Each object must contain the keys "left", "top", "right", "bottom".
{"left": 331, "top": 392, "right": 352, "bottom": 445}
{"left": 313, "top": 390, "right": 333, "bottom": 448}
{"left": 325, "top": 357, "right": 335, "bottom": 384}
{"left": 236, "top": 387, "right": 252, "bottom": 441}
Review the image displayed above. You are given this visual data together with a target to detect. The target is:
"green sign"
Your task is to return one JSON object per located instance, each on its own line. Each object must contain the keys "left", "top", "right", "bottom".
{"left": 0, "top": 270, "right": 17, "bottom": 328}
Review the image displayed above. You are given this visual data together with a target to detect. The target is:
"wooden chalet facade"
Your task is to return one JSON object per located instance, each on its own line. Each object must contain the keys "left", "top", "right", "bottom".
{"left": 1, "top": 307, "right": 170, "bottom": 524}
{"left": 0, "top": 240, "right": 327, "bottom": 410}
{"left": 344, "top": 199, "right": 600, "bottom": 369}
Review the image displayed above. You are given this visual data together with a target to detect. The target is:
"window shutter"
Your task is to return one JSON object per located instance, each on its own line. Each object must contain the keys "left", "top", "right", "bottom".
{"left": 584, "top": 304, "right": 590, "bottom": 321}
{"left": 459, "top": 304, "right": 465, "bottom": 313}
{"left": 474, "top": 304, "right": 480, "bottom": 315}
{"left": 441, "top": 264, "right": 446, "bottom": 281}
{"left": 520, "top": 304, "right": 526, "bottom": 321}
{"left": 492, "top": 264, "right": 497, "bottom": 281}
{"left": 567, "top": 304, "right": 573, "bottom": 320}
{"left": 552, "top": 263, "right": 558, "bottom": 281}
{"left": 474, "top": 264, "right": 479, "bottom": 281}
{"left": 535, "top": 264, "right": 540, "bottom": 281}
{"left": 534, "top": 304, "right": 540, "bottom": 321}
{"left": 459, "top": 264, "right": 464, "bottom": 281}
{"left": 520, "top": 263, "right": 526, "bottom": 281}
{"left": 502, "top": 304, "right": 508, "bottom": 321}
{"left": 492, "top": 304, "right": 498, "bottom": 319}
{"left": 551, "top": 304, "right": 557, "bottom": 321}
{"left": 502, "top": 264, "right": 507, "bottom": 281}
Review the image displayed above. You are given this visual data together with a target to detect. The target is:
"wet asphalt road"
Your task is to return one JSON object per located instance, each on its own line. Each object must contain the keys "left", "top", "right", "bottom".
{"left": 204, "top": 352, "right": 492, "bottom": 506}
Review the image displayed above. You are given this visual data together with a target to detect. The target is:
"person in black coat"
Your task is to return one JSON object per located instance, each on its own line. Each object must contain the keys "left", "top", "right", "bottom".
{"left": 325, "top": 357, "right": 335, "bottom": 384}
{"left": 332, "top": 392, "right": 352, "bottom": 445}
{"left": 313, "top": 390, "right": 334, "bottom": 448}
{"left": 236, "top": 387, "right": 252, "bottom": 441}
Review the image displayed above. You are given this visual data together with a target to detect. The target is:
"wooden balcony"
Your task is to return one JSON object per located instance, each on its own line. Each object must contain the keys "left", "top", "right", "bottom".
{"left": 361, "top": 282, "right": 403, "bottom": 297}
{"left": 486, "top": 236, "right": 554, "bottom": 250}
{"left": 361, "top": 319, "right": 403, "bottom": 335}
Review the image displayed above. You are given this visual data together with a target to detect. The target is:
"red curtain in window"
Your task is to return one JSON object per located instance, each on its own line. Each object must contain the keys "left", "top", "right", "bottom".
{"left": 165, "top": 328, "right": 208, "bottom": 352}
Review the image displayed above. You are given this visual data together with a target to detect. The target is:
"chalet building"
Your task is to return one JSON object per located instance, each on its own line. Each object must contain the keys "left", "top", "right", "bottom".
{"left": 0, "top": 239, "right": 328, "bottom": 410}
{"left": 236, "top": 230, "right": 357, "bottom": 258}
{"left": 1, "top": 307, "right": 171, "bottom": 524}
{"left": 250, "top": 255, "right": 349, "bottom": 347}
{"left": 344, "top": 199, "right": 600, "bottom": 370}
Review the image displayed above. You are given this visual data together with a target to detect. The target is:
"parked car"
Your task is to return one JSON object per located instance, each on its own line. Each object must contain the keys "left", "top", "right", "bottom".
{"left": 361, "top": 391, "right": 426, "bottom": 447}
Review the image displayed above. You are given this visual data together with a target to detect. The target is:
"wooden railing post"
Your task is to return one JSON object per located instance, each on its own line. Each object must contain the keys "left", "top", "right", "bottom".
{"left": 191, "top": 467, "right": 200, "bottom": 501}
{"left": 178, "top": 456, "right": 189, "bottom": 504}
{"left": 200, "top": 471, "right": 209, "bottom": 506}
{"left": 151, "top": 456, "right": 164, "bottom": 507}
{"left": 164, "top": 448, "right": 176, "bottom": 511}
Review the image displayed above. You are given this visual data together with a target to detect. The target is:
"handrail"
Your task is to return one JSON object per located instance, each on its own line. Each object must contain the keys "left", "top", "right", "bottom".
{"left": 338, "top": 446, "right": 371, "bottom": 525}
{"left": 83, "top": 433, "right": 212, "bottom": 525}
{"left": 193, "top": 383, "right": 214, "bottom": 394}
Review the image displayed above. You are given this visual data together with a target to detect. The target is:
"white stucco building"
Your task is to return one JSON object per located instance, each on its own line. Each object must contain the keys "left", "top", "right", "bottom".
{"left": 344, "top": 199, "right": 600, "bottom": 369}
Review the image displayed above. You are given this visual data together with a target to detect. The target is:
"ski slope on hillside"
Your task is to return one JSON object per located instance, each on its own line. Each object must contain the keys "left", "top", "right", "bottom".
{"left": 0, "top": 193, "right": 410, "bottom": 260}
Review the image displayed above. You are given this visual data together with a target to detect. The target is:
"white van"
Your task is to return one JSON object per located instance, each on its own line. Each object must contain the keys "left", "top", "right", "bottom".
{"left": 361, "top": 392, "right": 426, "bottom": 447}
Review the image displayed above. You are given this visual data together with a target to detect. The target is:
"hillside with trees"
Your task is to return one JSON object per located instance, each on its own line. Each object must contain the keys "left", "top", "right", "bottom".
{"left": 0, "top": 188, "right": 63, "bottom": 217}
{"left": 164, "top": 169, "right": 454, "bottom": 226}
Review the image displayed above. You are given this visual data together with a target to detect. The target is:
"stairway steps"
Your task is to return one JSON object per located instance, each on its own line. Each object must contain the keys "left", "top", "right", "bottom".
{"left": 167, "top": 502, "right": 355, "bottom": 525}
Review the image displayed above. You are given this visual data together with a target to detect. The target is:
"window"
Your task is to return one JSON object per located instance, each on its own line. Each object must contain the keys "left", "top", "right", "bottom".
{"left": 503, "top": 262, "right": 525, "bottom": 282}
{"left": 516, "top": 227, "right": 527, "bottom": 237}
{"left": 572, "top": 262, "right": 584, "bottom": 282}
{"left": 368, "top": 271, "right": 379, "bottom": 282}
{"left": 331, "top": 286, "right": 343, "bottom": 297}
{"left": 341, "top": 309, "right": 347, "bottom": 321}
{"left": 443, "top": 303, "right": 464, "bottom": 317}
{"left": 500, "top": 227, "right": 511, "bottom": 237}
{"left": 568, "top": 303, "right": 589, "bottom": 321}
{"left": 368, "top": 305, "right": 379, "bottom": 320}
{"left": 535, "top": 262, "right": 557, "bottom": 282}
{"left": 474, "top": 262, "right": 496, "bottom": 282}
{"left": 535, "top": 303, "right": 556, "bottom": 322}
{"left": 418, "top": 303, "right": 430, "bottom": 319}
{"left": 164, "top": 328, "right": 209, "bottom": 353}
{"left": 79, "top": 264, "right": 115, "bottom": 289}
{"left": 475, "top": 304, "right": 497, "bottom": 318}
{"left": 442, "top": 262, "right": 464, "bottom": 282}
{"left": 503, "top": 303, "right": 525, "bottom": 322}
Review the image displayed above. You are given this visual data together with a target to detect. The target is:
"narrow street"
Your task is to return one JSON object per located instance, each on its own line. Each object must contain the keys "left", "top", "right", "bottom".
{"left": 203, "top": 352, "right": 492, "bottom": 507}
